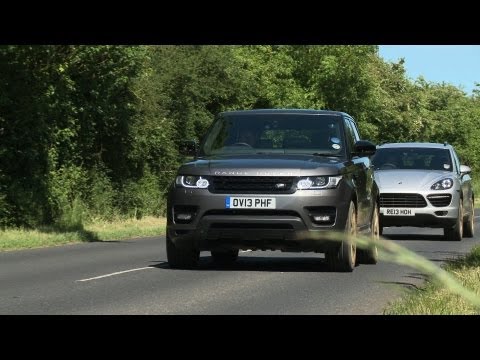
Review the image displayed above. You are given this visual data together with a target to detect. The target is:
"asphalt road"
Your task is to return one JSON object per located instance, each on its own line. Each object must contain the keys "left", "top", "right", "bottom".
{"left": 1, "top": 220, "right": 479, "bottom": 314}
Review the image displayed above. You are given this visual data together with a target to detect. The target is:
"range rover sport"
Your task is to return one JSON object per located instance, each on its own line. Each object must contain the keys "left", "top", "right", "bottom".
{"left": 166, "top": 109, "right": 380, "bottom": 272}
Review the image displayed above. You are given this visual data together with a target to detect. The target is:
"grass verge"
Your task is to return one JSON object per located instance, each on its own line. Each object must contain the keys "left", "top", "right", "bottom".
{"left": 385, "top": 246, "right": 480, "bottom": 314}
{"left": 0, "top": 216, "right": 167, "bottom": 251}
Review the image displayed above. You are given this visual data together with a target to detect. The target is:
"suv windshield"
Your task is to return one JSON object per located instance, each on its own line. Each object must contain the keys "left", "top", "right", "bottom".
{"left": 372, "top": 147, "right": 452, "bottom": 171}
{"left": 199, "top": 113, "right": 345, "bottom": 156}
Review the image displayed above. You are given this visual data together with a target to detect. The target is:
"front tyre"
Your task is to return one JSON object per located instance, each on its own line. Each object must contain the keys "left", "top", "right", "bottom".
{"left": 358, "top": 205, "right": 379, "bottom": 265}
{"left": 463, "top": 195, "right": 475, "bottom": 238}
{"left": 326, "top": 201, "right": 357, "bottom": 272}
{"left": 444, "top": 200, "right": 463, "bottom": 241}
{"left": 166, "top": 235, "right": 199, "bottom": 269}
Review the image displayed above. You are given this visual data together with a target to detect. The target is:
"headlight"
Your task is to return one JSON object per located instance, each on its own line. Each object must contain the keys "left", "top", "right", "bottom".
{"left": 431, "top": 178, "right": 453, "bottom": 190}
{"left": 297, "top": 176, "right": 342, "bottom": 190}
{"left": 175, "top": 175, "right": 210, "bottom": 189}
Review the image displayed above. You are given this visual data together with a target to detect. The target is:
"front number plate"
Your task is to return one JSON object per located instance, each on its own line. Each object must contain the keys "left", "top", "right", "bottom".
{"left": 381, "top": 208, "right": 415, "bottom": 216}
{"left": 225, "top": 197, "right": 276, "bottom": 209}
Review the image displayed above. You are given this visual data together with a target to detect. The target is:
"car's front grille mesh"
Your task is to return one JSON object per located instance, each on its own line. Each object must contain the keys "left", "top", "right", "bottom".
{"left": 427, "top": 194, "right": 452, "bottom": 207}
{"left": 380, "top": 193, "right": 427, "bottom": 208}
{"left": 210, "top": 176, "right": 294, "bottom": 194}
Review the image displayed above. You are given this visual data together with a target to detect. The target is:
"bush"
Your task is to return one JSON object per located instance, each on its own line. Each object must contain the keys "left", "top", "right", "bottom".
{"left": 47, "top": 164, "right": 88, "bottom": 228}
{"left": 117, "top": 167, "right": 164, "bottom": 219}
{"left": 0, "top": 191, "right": 9, "bottom": 229}
{"left": 84, "top": 165, "right": 118, "bottom": 221}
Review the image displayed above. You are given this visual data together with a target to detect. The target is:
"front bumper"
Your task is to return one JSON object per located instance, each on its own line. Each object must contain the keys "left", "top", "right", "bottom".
{"left": 379, "top": 190, "right": 460, "bottom": 228}
{"left": 167, "top": 182, "right": 353, "bottom": 252}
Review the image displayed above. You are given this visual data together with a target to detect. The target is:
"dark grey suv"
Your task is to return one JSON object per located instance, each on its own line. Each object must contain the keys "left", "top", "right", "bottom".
{"left": 166, "top": 109, "right": 379, "bottom": 272}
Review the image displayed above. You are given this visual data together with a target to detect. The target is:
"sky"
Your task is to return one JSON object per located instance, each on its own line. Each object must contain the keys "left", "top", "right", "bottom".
{"left": 379, "top": 45, "right": 480, "bottom": 95}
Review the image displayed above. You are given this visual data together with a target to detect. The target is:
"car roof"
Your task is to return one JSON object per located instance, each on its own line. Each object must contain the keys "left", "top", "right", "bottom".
{"left": 220, "top": 109, "right": 347, "bottom": 117}
{"left": 377, "top": 142, "right": 453, "bottom": 150}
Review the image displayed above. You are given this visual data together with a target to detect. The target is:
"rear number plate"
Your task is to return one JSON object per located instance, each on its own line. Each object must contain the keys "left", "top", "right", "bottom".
{"left": 382, "top": 208, "right": 415, "bottom": 216}
{"left": 225, "top": 197, "right": 276, "bottom": 209}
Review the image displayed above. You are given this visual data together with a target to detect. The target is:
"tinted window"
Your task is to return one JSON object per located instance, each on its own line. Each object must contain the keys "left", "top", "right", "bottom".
{"left": 343, "top": 119, "right": 356, "bottom": 151}
{"left": 348, "top": 119, "right": 360, "bottom": 141}
{"left": 372, "top": 147, "right": 452, "bottom": 171}
{"left": 200, "top": 114, "right": 346, "bottom": 156}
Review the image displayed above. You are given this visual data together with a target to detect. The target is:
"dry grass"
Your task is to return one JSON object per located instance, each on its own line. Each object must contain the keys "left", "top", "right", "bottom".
{"left": 385, "top": 246, "right": 480, "bottom": 314}
{"left": 0, "top": 216, "right": 167, "bottom": 251}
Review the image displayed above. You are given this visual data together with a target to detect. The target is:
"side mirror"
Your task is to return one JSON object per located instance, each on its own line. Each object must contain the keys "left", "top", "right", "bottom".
{"left": 353, "top": 140, "right": 376, "bottom": 157}
{"left": 460, "top": 164, "right": 471, "bottom": 175}
{"left": 179, "top": 140, "right": 197, "bottom": 157}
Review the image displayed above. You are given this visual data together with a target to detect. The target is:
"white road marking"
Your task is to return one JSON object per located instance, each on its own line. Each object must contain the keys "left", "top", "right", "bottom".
{"left": 76, "top": 266, "right": 154, "bottom": 282}
{"left": 240, "top": 250, "right": 252, "bottom": 253}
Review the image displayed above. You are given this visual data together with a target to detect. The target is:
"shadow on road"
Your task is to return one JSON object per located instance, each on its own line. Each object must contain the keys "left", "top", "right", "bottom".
{"left": 149, "top": 256, "right": 352, "bottom": 273}
{"left": 405, "top": 272, "right": 428, "bottom": 281}
{"left": 382, "top": 234, "right": 445, "bottom": 241}
{"left": 413, "top": 250, "right": 465, "bottom": 264}
{"left": 377, "top": 281, "right": 424, "bottom": 291}
{"left": 377, "top": 272, "right": 429, "bottom": 291}
{"left": 37, "top": 224, "right": 99, "bottom": 242}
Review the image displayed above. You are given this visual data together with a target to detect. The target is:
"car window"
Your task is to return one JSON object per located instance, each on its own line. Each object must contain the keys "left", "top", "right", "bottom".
{"left": 348, "top": 119, "right": 360, "bottom": 141}
{"left": 343, "top": 119, "right": 356, "bottom": 153}
{"left": 451, "top": 149, "right": 461, "bottom": 174}
{"left": 372, "top": 147, "right": 452, "bottom": 171}
{"left": 200, "top": 114, "right": 346, "bottom": 156}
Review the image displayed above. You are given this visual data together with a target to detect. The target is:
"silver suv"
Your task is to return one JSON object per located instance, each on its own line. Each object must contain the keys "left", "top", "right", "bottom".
{"left": 166, "top": 109, "right": 379, "bottom": 272}
{"left": 371, "top": 142, "right": 474, "bottom": 240}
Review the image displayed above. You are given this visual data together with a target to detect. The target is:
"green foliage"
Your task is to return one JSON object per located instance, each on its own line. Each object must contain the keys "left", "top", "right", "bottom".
{"left": 83, "top": 165, "right": 117, "bottom": 221}
{"left": 0, "top": 191, "right": 8, "bottom": 229}
{"left": 0, "top": 45, "right": 146, "bottom": 227}
{"left": 230, "top": 45, "right": 311, "bottom": 109}
{"left": 1, "top": 45, "right": 480, "bottom": 227}
{"left": 47, "top": 163, "right": 88, "bottom": 228}
{"left": 117, "top": 167, "right": 164, "bottom": 219}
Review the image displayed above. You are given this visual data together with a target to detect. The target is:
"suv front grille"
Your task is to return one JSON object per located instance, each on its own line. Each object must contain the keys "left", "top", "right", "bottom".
{"left": 379, "top": 193, "right": 427, "bottom": 208}
{"left": 427, "top": 194, "right": 452, "bottom": 207}
{"left": 210, "top": 176, "right": 294, "bottom": 194}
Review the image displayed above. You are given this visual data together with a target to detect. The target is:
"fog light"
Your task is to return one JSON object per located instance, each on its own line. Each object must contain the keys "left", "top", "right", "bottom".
{"left": 435, "top": 211, "right": 448, "bottom": 216}
{"left": 176, "top": 213, "right": 193, "bottom": 221}
{"left": 313, "top": 215, "right": 331, "bottom": 222}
